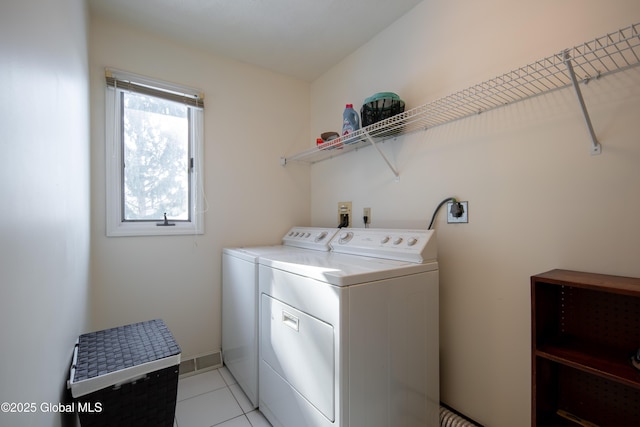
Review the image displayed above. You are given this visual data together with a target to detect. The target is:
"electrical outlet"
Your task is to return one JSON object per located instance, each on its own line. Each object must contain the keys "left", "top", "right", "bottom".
{"left": 447, "top": 201, "right": 468, "bottom": 224}
{"left": 363, "top": 207, "right": 371, "bottom": 225}
{"left": 338, "top": 201, "right": 352, "bottom": 228}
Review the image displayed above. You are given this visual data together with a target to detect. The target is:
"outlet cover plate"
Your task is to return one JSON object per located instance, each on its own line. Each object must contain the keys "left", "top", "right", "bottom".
{"left": 447, "top": 201, "right": 468, "bottom": 224}
{"left": 338, "top": 201, "right": 352, "bottom": 228}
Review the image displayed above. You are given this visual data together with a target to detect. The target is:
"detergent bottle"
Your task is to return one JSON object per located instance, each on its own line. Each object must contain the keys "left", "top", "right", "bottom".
{"left": 342, "top": 104, "right": 360, "bottom": 144}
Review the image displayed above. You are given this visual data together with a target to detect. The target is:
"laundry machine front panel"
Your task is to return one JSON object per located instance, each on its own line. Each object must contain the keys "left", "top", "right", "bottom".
{"left": 260, "top": 361, "right": 336, "bottom": 427}
{"left": 261, "top": 294, "right": 335, "bottom": 421}
{"left": 258, "top": 264, "right": 346, "bottom": 327}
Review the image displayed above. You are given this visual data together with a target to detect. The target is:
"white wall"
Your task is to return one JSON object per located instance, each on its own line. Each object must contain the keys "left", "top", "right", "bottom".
{"left": 309, "top": 1, "right": 640, "bottom": 426}
{"left": 0, "top": 1, "right": 90, "bottom": 426}
{"left": 89, "top": 18, "right": 311, "bottom": 359}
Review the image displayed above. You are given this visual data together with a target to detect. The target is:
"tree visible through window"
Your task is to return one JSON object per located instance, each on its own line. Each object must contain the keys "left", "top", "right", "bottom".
{"left": 122, "top": 92, "right": 190, "bottom": 221}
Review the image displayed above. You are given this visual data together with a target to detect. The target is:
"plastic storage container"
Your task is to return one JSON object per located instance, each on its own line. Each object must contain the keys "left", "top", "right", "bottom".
{"left": 69, "top": 319, "right": 181, "bottom": 427}
{"left": 360, "top": 92, "right": 405, "bottom": 136}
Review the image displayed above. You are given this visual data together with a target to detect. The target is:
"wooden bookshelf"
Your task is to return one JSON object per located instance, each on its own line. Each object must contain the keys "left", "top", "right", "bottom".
{"left": 531, "top": 269, "right": 640, "bottom": 426}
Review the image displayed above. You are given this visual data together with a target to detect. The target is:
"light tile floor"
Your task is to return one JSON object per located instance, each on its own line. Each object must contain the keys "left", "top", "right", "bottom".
{"left": 174, "top": 366, "right": 272, "bottom": 427}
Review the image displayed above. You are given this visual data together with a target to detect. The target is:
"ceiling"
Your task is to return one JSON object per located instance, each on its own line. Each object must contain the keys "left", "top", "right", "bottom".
{"left": 88, "top": 0, "right": 423, "bottom": 81}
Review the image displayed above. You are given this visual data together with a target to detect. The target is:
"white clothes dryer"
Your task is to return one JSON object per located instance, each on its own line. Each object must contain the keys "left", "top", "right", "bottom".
{"left": 258, "top": 228, "right": 439, "bottom": 427}
{"left": 222, "top": 227, "right": 339, "bottom": 407}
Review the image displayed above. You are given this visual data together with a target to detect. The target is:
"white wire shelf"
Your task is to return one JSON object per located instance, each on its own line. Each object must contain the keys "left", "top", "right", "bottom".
{"left": 282, "top": 22, "right": 640, "bottom": 171}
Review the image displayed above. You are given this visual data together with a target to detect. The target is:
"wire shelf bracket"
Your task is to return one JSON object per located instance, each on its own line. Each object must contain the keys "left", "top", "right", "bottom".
{"left": 563, "top": 51, "right": 602, "bottom": 155}
{"left": 282, "top": 22, "right": 640, "bottom": 168}
{"left": 363, "top": 132, "right": 400, "bottom": 179}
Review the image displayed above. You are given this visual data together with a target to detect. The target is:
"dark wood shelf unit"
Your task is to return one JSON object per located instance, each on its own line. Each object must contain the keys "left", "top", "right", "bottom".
{"left": 532, "top": 269, "right": 640, "bottom": 427}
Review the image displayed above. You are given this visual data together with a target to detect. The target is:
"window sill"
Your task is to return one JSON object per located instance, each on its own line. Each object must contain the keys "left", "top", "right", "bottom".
{"left": 106, "top": 220, "right": 204, "bottom": 237}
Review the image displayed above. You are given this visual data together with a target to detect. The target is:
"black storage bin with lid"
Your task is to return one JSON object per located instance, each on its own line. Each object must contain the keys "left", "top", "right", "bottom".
{"left": 68, "top": 319, "right": 181, "bottom": 427}
{"left": 360, "top": 92, "right": 405, "bottom": 127}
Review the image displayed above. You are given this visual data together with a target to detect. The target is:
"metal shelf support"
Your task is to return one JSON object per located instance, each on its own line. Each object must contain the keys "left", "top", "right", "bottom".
{"left": 563, "top": 51, "right": 602, "bottom": 155}
{"left": 363, "top": 132, "right": 399, "bottom": 179}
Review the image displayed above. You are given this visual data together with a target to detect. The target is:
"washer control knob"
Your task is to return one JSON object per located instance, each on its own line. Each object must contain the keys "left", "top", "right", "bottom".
{"left": 381, "top": 236, "right": 391, "bottom": 244}
{"left": 315, "top": 231, "right": 328, "bottom": 242}
{"left": 339, "top": 232, "right": 353, "bottom": 244}
{"left": 407, "top": 237, "right": 418, "bottom": 246}
{"left": 393, "top": 237, "right": 403, "bottom": 245}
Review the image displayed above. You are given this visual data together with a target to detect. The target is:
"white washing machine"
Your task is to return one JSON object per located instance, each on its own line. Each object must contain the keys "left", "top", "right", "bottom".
{"left": 258, "top": 228, "right": 439, "bottom": 427}
{"left": 222, "top": 227, "right": 339, "bottom": 408}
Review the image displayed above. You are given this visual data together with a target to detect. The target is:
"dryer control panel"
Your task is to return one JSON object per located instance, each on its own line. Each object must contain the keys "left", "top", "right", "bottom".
{"left": 330, "top": 228, "right": 437, "bottom": 263}
{"left": 282, "top": 227, "right": 340, "bottom": 251}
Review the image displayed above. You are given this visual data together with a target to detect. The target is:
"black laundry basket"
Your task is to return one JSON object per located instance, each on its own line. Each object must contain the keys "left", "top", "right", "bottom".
{"left": 69, "top": 319, "right": 181, "bottom": 427}
{"left": 360, "top": 93, "right": 406, "bottom": 138}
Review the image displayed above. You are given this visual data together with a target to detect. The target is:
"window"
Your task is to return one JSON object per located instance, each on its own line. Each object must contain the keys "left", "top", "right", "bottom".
{"left": 105, "top": 69, "right": 205, "bottom": 236}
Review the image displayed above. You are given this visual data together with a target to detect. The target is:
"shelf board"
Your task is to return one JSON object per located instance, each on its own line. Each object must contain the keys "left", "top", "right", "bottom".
{"left": 536, "top": 340, "right": 640, "bottom": 390}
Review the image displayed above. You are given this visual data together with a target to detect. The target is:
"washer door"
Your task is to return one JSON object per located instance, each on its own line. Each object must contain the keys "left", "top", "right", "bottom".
{"left": 261, "top": 294, "right": 335, "bottom": 421}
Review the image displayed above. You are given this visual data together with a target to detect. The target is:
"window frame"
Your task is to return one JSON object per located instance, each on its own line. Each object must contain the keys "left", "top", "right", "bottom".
{"left": 105, "top": 69, "right": 205, "bottom": 237}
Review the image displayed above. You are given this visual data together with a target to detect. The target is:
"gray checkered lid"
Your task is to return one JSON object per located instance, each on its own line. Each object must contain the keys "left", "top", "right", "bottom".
{"left": 73, "top": 319, "right": 181, "bottom": 382}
